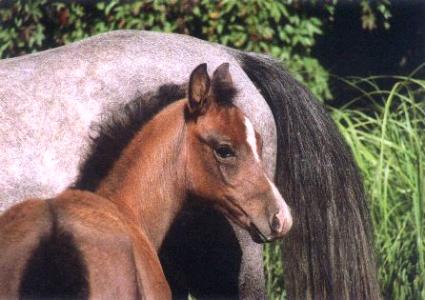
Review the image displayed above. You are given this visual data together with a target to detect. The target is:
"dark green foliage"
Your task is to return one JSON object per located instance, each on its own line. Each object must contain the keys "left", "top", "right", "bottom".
{"left": 0, "top": 0, "right": 332, "bottom": 99}
{"left": 0, "top": 1, "right": 393, "bottom": 100}
{"left": 333, "top": 76, "right": 425, "bottom": 299}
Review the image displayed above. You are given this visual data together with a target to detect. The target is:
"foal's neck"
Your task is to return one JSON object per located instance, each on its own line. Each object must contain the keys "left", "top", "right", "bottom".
{"left": 96, "top": 100, "right": 187, "bottom": 250}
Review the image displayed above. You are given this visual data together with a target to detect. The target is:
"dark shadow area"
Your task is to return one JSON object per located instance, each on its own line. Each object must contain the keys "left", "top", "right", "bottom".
{"left": 19, "top": 203, "right": 89, "bottom": 300}
{"left": 313, "top": 1, "right": 425, "bottom": 107}
{"left": 159, "top": 197, "right": 242, "bottom": 300}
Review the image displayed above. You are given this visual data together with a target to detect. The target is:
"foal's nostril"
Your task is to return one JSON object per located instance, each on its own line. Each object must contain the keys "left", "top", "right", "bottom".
{"left": 271, "top": 211, "right": 284, "bottom": 233}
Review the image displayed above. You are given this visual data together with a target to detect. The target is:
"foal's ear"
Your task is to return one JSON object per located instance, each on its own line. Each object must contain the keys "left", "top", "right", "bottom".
{"left": 212, "top": 63, "right": 232, "bottom": 85}
{"left": 188, "top": 63, "right": 211, "bottom": 114}
{"left": 211, "top": 63, "right": 235, "bottom": 103}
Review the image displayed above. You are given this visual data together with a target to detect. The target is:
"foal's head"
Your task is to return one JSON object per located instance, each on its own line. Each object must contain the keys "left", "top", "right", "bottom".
{"left": 183, "top": 63, "right": 292, "bottom": 242}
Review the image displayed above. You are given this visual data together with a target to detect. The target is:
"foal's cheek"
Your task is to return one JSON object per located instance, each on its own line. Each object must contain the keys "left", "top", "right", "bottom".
{"left": 216, "top": 160, "right": 241, "bottom": 189}
{"left": 191, "top": 143, "right": 220, "bottom": 188}
{"left": 219, "top": 161, "right": 239, "bottom": 179}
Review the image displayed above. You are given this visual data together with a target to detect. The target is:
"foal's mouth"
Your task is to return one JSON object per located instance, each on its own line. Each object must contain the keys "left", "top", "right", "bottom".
{"left": 249, "top": 223, "right": 273, "bottom": 243}
{"left": 214, "top": 196, "right": 275, "bottom": 244}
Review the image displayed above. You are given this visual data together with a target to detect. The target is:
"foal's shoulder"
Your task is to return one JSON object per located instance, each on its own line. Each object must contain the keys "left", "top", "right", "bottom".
{"left": 51, "top": 189, "right": 132, "bottom": 236}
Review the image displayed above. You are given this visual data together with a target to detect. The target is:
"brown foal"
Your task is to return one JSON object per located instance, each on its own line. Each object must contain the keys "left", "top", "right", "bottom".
{"left": 0, "top": 63, "right": 292, "bottom": 299}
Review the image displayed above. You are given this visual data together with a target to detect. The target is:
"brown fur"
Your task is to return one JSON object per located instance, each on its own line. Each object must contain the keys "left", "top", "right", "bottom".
{"left": 0, "top": 63, "right": 292, "bottom": 299}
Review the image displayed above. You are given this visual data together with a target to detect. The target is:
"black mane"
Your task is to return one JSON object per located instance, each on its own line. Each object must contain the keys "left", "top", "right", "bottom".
{"left": 73, "top": 69, "right": 240, "bottom": 192}
{"left": 73, "top": 84, "right": 186, "bottom": 191}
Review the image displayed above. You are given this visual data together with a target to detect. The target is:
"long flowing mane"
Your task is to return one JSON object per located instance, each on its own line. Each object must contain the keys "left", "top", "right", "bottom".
{"left": 73, "top": 84, "right": 186, "bottom": 191}
{"left": 236, "top": 51, "right": 380, "bottom": 298}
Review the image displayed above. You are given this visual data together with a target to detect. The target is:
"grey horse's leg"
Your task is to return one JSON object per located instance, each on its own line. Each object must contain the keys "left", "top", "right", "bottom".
{"left": 231, "top": 224, "right": 265, "bottom": 300}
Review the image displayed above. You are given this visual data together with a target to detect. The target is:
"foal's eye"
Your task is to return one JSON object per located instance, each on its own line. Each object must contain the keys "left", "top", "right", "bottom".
{"left": 214, "top": 145, "right": 235, "bottom": 159}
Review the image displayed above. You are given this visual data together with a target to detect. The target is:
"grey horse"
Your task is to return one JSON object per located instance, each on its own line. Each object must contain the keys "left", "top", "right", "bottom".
{"left": 0, "top": 30, "right": 380, "bottom": 299}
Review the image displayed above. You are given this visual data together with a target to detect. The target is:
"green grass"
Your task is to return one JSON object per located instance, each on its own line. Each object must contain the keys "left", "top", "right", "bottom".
{"left": 264, "top": 74, "right": 425, "bottom": 299}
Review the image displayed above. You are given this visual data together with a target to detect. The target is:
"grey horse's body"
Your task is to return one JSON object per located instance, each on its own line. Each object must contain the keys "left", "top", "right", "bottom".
{"left": 0, "top": 30, "right": 381, "bottom": 299}
{"left": 0, "top": 30, "right": 272, "bottom": 299}
{"left": 0, "top": 30, "right": 275, "bottom": 207}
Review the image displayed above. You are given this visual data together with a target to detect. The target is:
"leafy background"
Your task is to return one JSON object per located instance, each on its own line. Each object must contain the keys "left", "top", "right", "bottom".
{"left": 1, "top": 1, "right": 423, "bottom": 299}
{"left": 0, "top": 0, "right": 392, "bottom": 100}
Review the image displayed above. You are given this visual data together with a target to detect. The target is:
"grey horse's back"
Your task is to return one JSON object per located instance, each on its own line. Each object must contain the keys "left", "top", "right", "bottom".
{"left": 0, "top": 30, "right": 276, "bottom": 212}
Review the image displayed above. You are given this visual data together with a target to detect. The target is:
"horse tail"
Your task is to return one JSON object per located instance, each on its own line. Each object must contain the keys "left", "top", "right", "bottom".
{"left": 236, "top": 52, "right": 381, "bottom": 299}
{"left": 19, "top": 200, "right": 89, "bottom": 299}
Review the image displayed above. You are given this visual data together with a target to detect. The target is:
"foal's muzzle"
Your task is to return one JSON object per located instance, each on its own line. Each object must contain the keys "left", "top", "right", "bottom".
{"left": 250, "top": 185, "right": 293, "bottom": 243}
{"left": 270, "top": 208, "right": 292, "bottom": 237}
